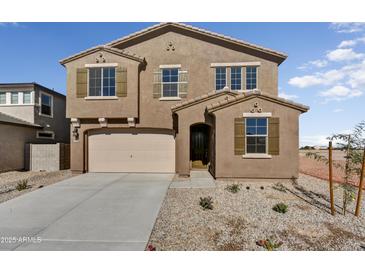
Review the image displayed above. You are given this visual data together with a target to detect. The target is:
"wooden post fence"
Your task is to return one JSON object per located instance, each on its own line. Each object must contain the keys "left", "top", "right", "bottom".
{"left": 355, "top": 147, "right": 365, "bottom": 217}
{"left": 329, "top": 141, "right": 335, "bottom": 215}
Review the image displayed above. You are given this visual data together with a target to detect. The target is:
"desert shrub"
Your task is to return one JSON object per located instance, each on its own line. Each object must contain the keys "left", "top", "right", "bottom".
{"left": 199, "top": 196, "right": 213, "bottom": 210}
{"left": 272, "top": 203, "right": 288, "bottom": 214}
{"left": 16, "top": 180, "right": 28, "bottom": 191}
{"left": 225, "top": 184, "right": 241, "bottom": 193}
{"left": 256, "top": 239, "right": 283, "bottom": 251}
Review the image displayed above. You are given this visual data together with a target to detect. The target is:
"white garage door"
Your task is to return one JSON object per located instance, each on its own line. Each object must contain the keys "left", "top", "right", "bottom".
{"left": 88, "top": 132, "right": 175, "bottom": 173}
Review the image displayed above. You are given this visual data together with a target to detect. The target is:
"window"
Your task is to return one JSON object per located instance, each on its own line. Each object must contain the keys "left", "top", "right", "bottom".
{"left": 23, "top": 91, "right": 31, "bottom": 104}
{"left": 231, "top": 67, "right": 242, "bottom": 90}
{"left": 11, "top": 92, "right": 18, "bottom": 104}
{"left": 37, "top": 131, "right": 54, "bottom": 139}
{"left": 40, "top": 93, "right": 53, "bottom": 116}
{"left": 215, "top": 67, "right": 226, "bottom": 90}
{"left": 89, "top": 67, "right": 115, "bottom": 96}
{"left": 162, "top": 68, "right": 179, "bottom": 97}
{"left": 0, "top": 92, "right": 6, "bottom": 104}
{"left": 246, "top": 66, "right": 257, "bottom": 90}
{"left": 246, "top": 118, "right": 267, "bottom": 154}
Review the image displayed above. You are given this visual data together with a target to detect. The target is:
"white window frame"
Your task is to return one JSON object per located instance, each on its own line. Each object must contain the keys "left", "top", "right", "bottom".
{"left": 160, "top": 67, "right": 181, "bottom": 99}
{"left": 215, "top": 67, "right": 227, "bottom": 91}
{"left": 39, "top": 91, "right": 53, "bottom": 118}
{"left": 10, "top": 91, "right": 19, "bottom": 105}
{"left": 22, "top": 91, "right": 33, "bottom": 105}
{"left": 230, "top": 67, "right": 242, "bottom": 91}
{"left": 86, "top": 65, "right": 118, "bottom": 99}
{"left": 246, "top": 66, "right": 258, "bottom": 91}
{"left": 244, "top": 117, "right": 269, "bottom": 156}
{"left": 36, "top": 130, "right": 55, "bottom": 140}
{"left": 0, "top": 91, "right": 7, "bottom": 105}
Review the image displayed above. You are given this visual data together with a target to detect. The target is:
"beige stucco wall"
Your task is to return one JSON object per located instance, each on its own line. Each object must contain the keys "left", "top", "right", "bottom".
{"left": 64, "top": 51, "right": 141, "bottom": 119}
{"left": 0, "top": 124, "right": 37, "bottom": 172}
{"left": 213, "top": 97, "right": 301, "bottom": 179}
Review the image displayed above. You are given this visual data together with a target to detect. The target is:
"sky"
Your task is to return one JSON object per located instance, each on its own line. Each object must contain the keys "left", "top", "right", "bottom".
{"left": 0, "top": 22, "right": 364, "bottom": 146}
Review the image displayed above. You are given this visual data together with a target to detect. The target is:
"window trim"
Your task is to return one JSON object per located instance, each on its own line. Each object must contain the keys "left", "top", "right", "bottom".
{"left": 36, "top": 130, "right": 55, "bottom": 140}
{"left": 230, "top": 66, "right": 242, "bottom": 91}
{"left": 245, "top": 117, "right": 269, "bottom": 155}
{"left": 10, "top": 91, "right": 19, "bottom": 105}
{"left": 160, "top": 67, "right": 181, "bottom": 99}
{"left": 87, "top": 66, "right": 116, "bottom": 98}
{"left": 0, "top": 91, "right": 34, "bottom": 106}
{"left": 39, "top": 91, "right": 53, "bottom": 118}
{"left": 215, "top": 66, "right": 227, "bottom": 91}
{"left": 246, "top": 66, "right": 258, "bottom": 90}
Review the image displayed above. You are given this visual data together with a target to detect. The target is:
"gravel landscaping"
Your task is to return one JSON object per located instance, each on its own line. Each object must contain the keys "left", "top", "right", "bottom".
{"left": 148, "top": 174, "right": 365, "bottom": 251}
{"left": 0, "top": 170, "right": 74, "bottom": 204}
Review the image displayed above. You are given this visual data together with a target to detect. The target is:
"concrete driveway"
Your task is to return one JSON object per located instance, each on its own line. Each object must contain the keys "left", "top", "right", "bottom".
{"left": 0, "top": 173, "right": 173, "bottom": 251}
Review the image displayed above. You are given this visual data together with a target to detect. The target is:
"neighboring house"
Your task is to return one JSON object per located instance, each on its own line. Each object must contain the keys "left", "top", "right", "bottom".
{"left": 0, "top": 83, "right": 69, "bottom": 171}
{"left": 60, "top": 22, "right": 309, "bottom": 179}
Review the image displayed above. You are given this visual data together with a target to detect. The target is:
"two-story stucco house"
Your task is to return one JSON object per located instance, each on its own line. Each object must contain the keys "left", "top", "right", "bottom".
{"left": 60, "top": 22, "right": 309, "bottom": 179}
{"left": 0, "top": 82, "right": 70, "bottom": 171}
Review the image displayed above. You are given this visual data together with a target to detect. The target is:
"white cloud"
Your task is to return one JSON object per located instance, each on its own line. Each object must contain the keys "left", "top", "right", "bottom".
{"left": 300, "top": 135, "right": 329, "bottom": 146}
{"left": 337, "top": 37, "right": 365, "bottom": 49}
{"left": 330, "top": 23, "right": 365, "bottom": 33}
{"left": 319, "top": 85, "right": 363, "bottom": 101}
{"left": 338, "top": 40, "right": 357, "bottom": 48}
{"left": 333, "top": 108, "right": 344, "bottom": 113}
{"left": 0, "top": 22, "right": 19, "bottom": 27}
{"left": 298, "top": 59, "right": 328, "bottom": 70}
{"left": 278, "top": 92, "right": 298, "bottom": 100}
{"left": 289, "top": 69, "right": 345, "bottom": 88}
{"left": 326, "top": 48, "right": 364, "bottom": 62}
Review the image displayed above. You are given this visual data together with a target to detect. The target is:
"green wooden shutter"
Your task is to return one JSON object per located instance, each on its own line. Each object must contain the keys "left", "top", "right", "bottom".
{"left": 153, "top": 70, "right": 162, "bottom": 98}
{"left": 234, "top": 117, "right": 245, "bottom": 155}
{"left": 268, "top": 117, "right": 280, "bottom": 155}
{"left": 116, "top": 67, "right": 127, "bottom": 97}
{"left": 76, "top": 68, "right": 88, "bottom": 98}
{"left": 179, "top": 71, "right": 188, "bottom": 98}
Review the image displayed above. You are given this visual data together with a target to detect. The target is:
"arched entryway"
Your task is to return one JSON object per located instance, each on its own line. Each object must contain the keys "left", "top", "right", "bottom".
{"left": 190, "top": 123, "right": 211, "bottom": 169}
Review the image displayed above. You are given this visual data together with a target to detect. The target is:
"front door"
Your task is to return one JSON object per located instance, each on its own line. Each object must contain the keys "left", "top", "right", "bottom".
{"left": 190, "top": 124, "right": 209, "bottom": 169}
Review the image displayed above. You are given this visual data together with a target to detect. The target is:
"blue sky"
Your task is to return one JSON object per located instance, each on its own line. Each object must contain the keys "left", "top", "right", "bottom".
{"left": 0, "top": 22, "right": 364, "bottom": 146}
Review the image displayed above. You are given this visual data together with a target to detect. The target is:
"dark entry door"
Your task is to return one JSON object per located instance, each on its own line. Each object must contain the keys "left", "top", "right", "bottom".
{"left": 191, "top": 125, "right": 209, "bottom": 167}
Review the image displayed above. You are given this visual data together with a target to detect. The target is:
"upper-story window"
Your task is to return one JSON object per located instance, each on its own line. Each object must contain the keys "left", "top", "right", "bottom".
{"left": 215, "top": 67, "right": 226, "bottom": 90}
{"left": 23, "top": 91, "right": 31, "bottom": 104}
{"left": 0, "top": 92, "right": 6, "bottom": 104}
{"left": 246, "top": 66, "right": 257, "bottom": 90}
{"left": 40, "top": 92, "right": 53, "bottom": 116}
{"left": 231, "top": 67, "right": 242, "bottom": 90}
{"left": 88, "top": 67, "right": 116, "bottom": 96}
{"left": 246, "top": 117, "right": 267, "bottom": 154}
{"left": 162, "top": 68, "right": 179, "bottom": 97}
{"left": 11, "top": 92, "right": 18, "bottom": 104}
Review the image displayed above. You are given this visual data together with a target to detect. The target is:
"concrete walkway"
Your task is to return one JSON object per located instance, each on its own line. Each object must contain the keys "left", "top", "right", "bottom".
{"left": 170, "top": 170, "right": 216, "bottom": 188}
{"left": 0, "top": 173, "right": 173, "bottom": 251}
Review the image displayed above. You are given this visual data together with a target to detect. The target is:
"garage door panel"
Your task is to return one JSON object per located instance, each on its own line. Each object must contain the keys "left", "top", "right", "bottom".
{"left": 88, "top": 133, "right": 175, "bottom": 173}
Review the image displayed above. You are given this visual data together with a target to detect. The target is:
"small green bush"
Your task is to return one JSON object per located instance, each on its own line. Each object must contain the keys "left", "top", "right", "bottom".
{"left": 16, "top": 180, "right": 28, "bottom": 191}
{"left": 256, "top": 239, "right": 283, "bottom": 251}
{"left": 272, "top": 203, "right": 288, "bottom": 214}
{"left": 225, "top": 184, "right": 241, "bottom": 193}
{"left": 199, "top": 196, "right": 213, "bottom": 210}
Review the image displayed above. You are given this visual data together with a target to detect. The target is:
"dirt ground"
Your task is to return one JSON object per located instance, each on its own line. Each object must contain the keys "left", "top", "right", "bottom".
{"left": 148, "top": 174, "right": 365, "bottom": 251}
{"left": 299, "top": 150, "right": 359, "bottom": 185}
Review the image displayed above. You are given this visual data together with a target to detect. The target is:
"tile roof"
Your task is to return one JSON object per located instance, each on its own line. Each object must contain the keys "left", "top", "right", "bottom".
{"left": 171, "top": 90, "right": 238, "bottom": 112}
{"left": 0, "top": 112, "right": 42, "bottom": 128}
{"left": 206, "top": 90, "right": 309, "bottom": 113}
{"left": 59, "top": 45, "right": 146, "bottom": 65}
{"left": 106, "top": 22, "right": 288, "bottom": 62}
